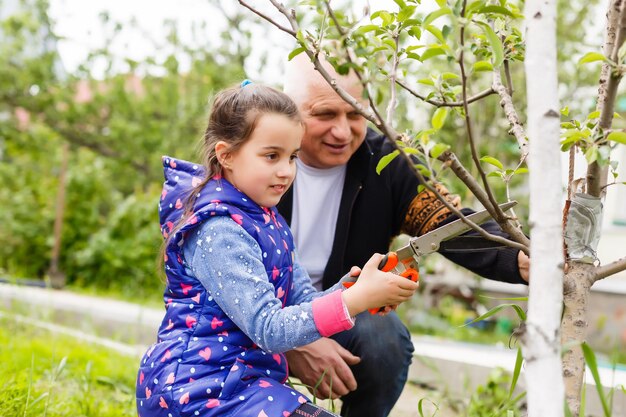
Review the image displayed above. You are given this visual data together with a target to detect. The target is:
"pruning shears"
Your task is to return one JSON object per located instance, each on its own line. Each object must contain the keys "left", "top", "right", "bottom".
{"left": 342, "top": 201, "right": 517, "bottom": 314}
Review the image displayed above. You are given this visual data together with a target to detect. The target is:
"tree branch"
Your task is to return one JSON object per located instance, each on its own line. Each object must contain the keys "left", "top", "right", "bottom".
{"left": 458, "top": 5, "right": 504, "bottom": 225}
{"left": 588, "top": 0, "right": 626, "bottom": 197}
{"left": 438, "top": 152, "right": 530, "bottom": 249}
{"left": 396, "top": 79, "right": 496, "bottom": 107}
{"left": 237, "top": 0, "right": 295, "bottom": 37}
{"left": 387, "top": 35, "right": 400, "bottom": 123}
{"left": 60, "top": 129, "right": 151, "bottom": 175}
{"left": 595, "top": 256, "right": 626, "bottom": 280}
{"left": 493, "top": 70, "right": 529, "bottom": 163}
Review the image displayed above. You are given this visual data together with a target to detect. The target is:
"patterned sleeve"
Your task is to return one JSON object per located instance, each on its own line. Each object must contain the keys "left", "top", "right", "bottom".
{"left": 286, "top": 251, "right": 345, "bottom": 306}
{"left": 183, "top": 217, "right": 352, "bottom": 353}
{"left": 401, "top": 182, "right": 462, "bottom": 236}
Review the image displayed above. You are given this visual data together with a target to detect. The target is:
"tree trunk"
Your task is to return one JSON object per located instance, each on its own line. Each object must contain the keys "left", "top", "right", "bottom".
{"left": 523, "top": 0, "right": 565, "bottom": 416}
{"left": 561, "top": 264, "right": 595, "bottom": 415}
{"left": 48, "top": 141, "right": 69, "bottom": 289}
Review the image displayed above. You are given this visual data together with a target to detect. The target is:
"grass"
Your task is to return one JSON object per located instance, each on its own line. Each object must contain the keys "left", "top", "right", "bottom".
{"left": 0, "top": 314, "right": 137, "bottom": 417}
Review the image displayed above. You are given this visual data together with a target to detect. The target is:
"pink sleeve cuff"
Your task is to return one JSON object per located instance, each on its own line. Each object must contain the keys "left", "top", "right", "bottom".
{"left": 311, "top": 290, "right": 355, "bottom": 337}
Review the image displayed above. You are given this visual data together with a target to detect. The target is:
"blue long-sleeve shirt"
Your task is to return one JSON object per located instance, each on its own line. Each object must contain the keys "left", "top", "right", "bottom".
{"left": 182, "top": 216, "right": 345, "bottom": 353}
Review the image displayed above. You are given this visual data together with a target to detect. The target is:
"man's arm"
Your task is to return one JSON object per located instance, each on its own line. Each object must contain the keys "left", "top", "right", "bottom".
{"left": 401, "top": 183, "right": 528, "bottom": 284}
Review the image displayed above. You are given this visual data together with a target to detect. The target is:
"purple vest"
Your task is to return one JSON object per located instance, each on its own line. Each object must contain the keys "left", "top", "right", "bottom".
{"left": 136, "top": 157, "right": 308, "bottom": 417}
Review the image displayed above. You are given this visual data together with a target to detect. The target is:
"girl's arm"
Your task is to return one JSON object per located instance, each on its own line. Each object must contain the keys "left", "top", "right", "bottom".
{"left": 183, "top": 217, "right": 354, "bottom": 353}
{"left": 286, "top": 251, "right": 347, "bottom": 306}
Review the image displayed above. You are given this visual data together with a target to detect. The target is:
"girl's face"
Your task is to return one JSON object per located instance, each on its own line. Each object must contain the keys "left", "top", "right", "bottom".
{"left": 220, "top": 113, "right": 303, "bottom": 208}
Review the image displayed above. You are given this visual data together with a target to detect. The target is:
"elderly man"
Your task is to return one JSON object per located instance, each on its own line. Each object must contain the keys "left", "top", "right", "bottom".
{"left": 277, "top": 54, "right": 529, "bottom": 417}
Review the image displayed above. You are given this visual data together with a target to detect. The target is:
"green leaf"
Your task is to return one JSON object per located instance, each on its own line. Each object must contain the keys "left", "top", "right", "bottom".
{"left": 416, "top": 164, "right": 431, "bottom": 177}
{"left": 417, "top": 398, "right": 439, "bottom": 417}
{"left": 421, "top": 45, "right": 447, "bottom": 61}
{"left": 479, "top": 295, "right": 528, "bottom": 301}
{"left": 406, "top": 52, "right": 421, "bottom": 60}
{"left": 423, "top": 7, "right": 451, "bottom": 26}
{"left": 582, "top": 342, "right": 611, "bottom": 417}
{"left": 477, "top": 22, "right": 504, "bottom": 67}
{"left": 430, "top": 143, "right": 450, "bottom": 158}
{"left": 442, "top": 72, "right": 459, "bottom": 80}
{"left": 355, "top": 25, "right": 380, "bottom": 35}
{"left": 587, "top": 110, "right": 600, "bottom": 119}
{"left": 408, "top": 26, "right": 422, "bottom": 38}
{"left": 477, "top": 5, "right": 514, "bottom": 17}
{"left": 480, "top": 155, "right": 504, "bottom": 169}
{"left": 418, "top": 78, "right": 435, "bottom": 86}
{"left": 514, "top": 167, "right": 529, "bottom": 175}
{"left": 560, "top": 106, "right": 570, "bottom": 116}
{"left": 288, "top": 47, "right": 306, "bottom": 61}
{"left": 487, "top": 171, "right": 503, "bottom": 178}
{"left": 431, "top": 107, "right": 448, "bottom": 130}
{"left": 508, "top": 348, "right": 523, "bottom": 400}
{"left": 578, "top": 52, "right": 605, "bottom": 65}
{"left": 462, "top": 303, "right": 525, "bottom": 327}
{"left": 397, "top": 5, "right": 417, "bottom": 22}
{"left": 425, "top": 25, "right": 446, "bottom": 43}
{"left": 466, "top": 0, "right": 487, "bottom": 17}
{"left": 376, "top": 150, "right": 400, "bottom": 174}
{"left": 473, "top": 60, "right": 494, "bottom": 72}
{"left": 393, "top": 0, "right": 407, "bottom": 8}
{"left": 417, "top": 184, "right": 426, "bottom": 194}
{"left": 373, "top": 10, "right": 394, "bottom": 26}
{"left": 606, "top": 131, "right": 626, "bottom": 144}
{"left": 565, "top": 398, "right": 574, "bottom": 417}
{"left": 585, "top": 146, "right": 599, "bottom": 164}
{"left": 406, "top": 45, "right": 425, "bottom": 52}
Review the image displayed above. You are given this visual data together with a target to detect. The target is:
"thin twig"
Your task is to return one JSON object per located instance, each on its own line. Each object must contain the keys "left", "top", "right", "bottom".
{"left": 397, "top": 79, "right": 496, "bottom": 107}
{"left": 238, "top": 0, "right": 295, "bottom": 36}
{"left": 387, "top": 35, "right": 400, "bottom": 122}
{"left": 459, "top": 1, "right": 503, "bottom": 220}
{"left": 324, "top": 0, "right": 346, "bottom": 37}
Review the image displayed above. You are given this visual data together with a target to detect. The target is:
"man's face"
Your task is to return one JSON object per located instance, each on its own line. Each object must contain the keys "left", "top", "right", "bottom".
{"left": 298, "top": 82, "right": 367, "bottom": 169}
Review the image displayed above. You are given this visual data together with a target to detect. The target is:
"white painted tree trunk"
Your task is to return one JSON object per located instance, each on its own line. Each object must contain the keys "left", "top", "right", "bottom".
{"left": 523, "top": 1, "right": 565, "bottom": 416}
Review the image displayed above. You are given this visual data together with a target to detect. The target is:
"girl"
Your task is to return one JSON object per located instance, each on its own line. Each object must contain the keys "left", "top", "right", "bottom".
{"left": 136, "top": 82, "right": 418, "bottom": 417}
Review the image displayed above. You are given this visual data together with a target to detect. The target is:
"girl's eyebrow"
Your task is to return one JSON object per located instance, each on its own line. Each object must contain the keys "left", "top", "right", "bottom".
{"left": 261, "top": 146, "right": 301, "bottom": 153}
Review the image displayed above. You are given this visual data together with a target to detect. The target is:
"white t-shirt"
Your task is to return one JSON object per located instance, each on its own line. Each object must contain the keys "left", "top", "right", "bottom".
{"left": 291, "top": 159, "right": 346, "bottom": 290}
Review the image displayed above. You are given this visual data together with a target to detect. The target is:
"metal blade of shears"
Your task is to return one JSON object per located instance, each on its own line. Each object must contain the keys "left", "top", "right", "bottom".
{"left": 396, "top": 200, "right": 518, "bottom": 264}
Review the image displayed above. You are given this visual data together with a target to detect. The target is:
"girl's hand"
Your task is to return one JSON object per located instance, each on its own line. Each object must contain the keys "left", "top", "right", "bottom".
{"left": 377, "top": 304, "right": 398, "bottom": 316}
{"left": 341, "top": 253, "right": 419, "bottom": 317}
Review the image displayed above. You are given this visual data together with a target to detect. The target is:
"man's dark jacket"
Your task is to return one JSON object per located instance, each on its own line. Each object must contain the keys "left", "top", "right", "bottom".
{"left": 277, "top": 129, "right": 526, "bottom": 290}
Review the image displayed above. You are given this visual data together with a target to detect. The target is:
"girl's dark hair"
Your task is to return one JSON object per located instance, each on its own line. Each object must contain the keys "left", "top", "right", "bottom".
{"left": 200, "top": 83, "right": 301, "bottom": 181}
{"left": 158, "top": 83, "right": 301, "bottom": 273}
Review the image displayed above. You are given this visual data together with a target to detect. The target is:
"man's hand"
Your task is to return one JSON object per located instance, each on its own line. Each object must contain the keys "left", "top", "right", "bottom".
{"left": 285, "top": 338, "right": 361, "bottom": 399}
{"left": 518, "top": 250, "right": 530, "bottom": 282}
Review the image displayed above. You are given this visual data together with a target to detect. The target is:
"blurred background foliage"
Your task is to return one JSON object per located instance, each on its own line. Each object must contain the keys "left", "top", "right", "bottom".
{"left": 0, "top": 0, "right": 249, "bottom": 299}
{"left": 0, "top": 0, "right": 604, "bottom": 302}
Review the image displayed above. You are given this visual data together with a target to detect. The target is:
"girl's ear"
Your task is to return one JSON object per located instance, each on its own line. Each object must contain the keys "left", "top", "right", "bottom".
{"left": 215, "top": 141, "right": 232, "bottom": 169}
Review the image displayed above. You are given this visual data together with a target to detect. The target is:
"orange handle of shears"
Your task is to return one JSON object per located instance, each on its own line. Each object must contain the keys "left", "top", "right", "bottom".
{"left": 341, "top": 252, "right": 419, "bottom": 314}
